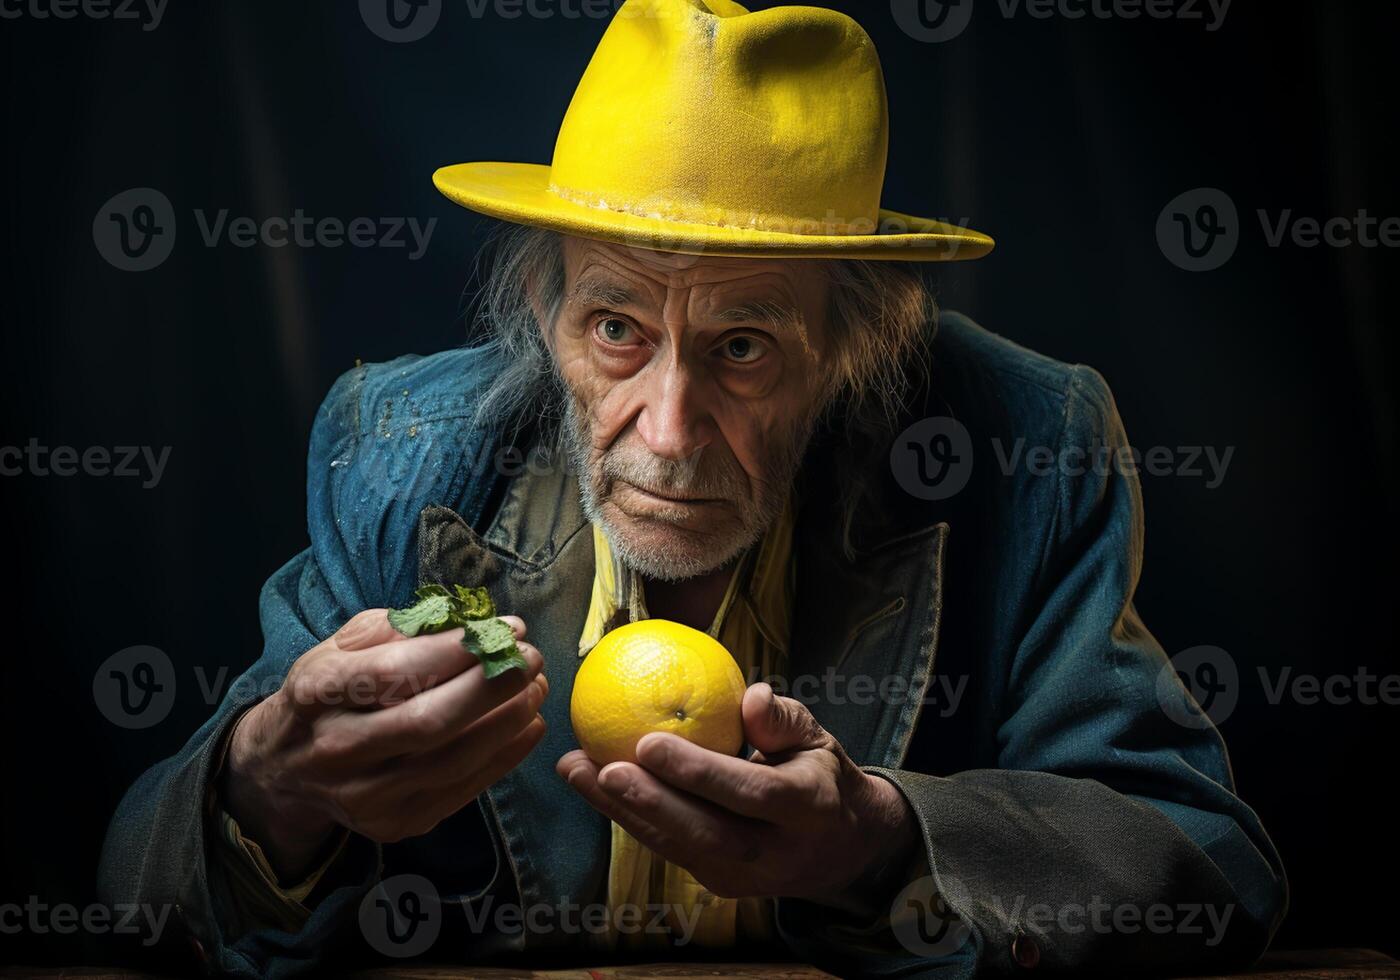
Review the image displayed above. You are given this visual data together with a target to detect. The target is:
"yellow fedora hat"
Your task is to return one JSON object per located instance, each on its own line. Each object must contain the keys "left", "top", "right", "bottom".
{"left": 432, "top": 0, "right": 993, "bottom": 261}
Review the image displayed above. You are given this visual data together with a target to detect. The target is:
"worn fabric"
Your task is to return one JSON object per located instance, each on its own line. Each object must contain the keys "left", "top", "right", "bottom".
{"left": 98, "top": 311, "right": 1288, "bottom": 978}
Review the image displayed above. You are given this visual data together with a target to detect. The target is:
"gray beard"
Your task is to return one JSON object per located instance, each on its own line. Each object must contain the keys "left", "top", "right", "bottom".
{"left": 559, "top": 389, "right": 816, "bottom": 582}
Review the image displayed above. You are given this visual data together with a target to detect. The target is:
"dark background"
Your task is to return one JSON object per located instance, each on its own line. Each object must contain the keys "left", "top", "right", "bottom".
{"left": 2, "top": 0, "right": 1396, "bottom": 967}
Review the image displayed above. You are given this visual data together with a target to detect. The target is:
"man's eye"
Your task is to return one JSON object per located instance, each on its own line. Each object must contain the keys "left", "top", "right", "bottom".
{"left": 596, "top": 317, "right": 639, "bottom": 345}
{"left": 720, "top": 335, "right": 767, "bottom": 364}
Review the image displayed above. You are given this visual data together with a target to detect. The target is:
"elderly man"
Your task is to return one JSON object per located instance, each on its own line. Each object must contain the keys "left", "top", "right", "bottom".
{"left": 99, "top": 0, "right": 1285, "bottom": 976}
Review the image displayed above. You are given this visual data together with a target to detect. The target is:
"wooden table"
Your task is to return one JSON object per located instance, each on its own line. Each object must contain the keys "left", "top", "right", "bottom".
{"left": 3, "top": 949, "right": 1396, "bottom": 978}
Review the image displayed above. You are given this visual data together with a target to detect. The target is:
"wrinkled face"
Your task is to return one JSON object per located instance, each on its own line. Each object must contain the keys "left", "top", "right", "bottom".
{"left": 549, "top": 236, "right": 832, "bottom": 582}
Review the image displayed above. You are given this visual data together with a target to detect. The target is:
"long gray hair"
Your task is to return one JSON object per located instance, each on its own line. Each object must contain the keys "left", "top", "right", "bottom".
{"left": 463, "top": 223, "right": 938, "bottom": 540}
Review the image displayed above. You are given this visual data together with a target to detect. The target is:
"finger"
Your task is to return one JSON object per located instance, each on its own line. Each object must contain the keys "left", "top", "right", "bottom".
{"left": 358, "top": 635, "right": 544, "bottom": 708}
{"left": 742, "top": 683, "right": 831, "bottom": 757}
{"left": 498, "top": 615, "right": 527, "bottom": 640}
{"left": 559, "top": 754, "right": 664, "bottom": 844}
{"left": 390, "top": 715, "right": 549, "bottom": 838}
{"left": 634, "top": 731, "right": 801, "bottom": 821}
{"left": 396, "top": 676, "right": 548, "bottom": 793}
{"left": 330, "top": 608, "right": 401, "bottom": 652}
{"left": 460, "top": 713, "right": 547, "bottom": 797}
{"left": 343, "top": 644, "right": 544, "bottom": 756}
{"left": 288, "top": 629, "right": 475, "bottom": 710}
{"left": 595, "top": 762, "right": 763, "bottom": 866}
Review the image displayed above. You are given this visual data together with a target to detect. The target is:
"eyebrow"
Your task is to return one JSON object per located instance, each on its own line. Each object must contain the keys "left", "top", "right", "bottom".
{"left": 712, "top": 299, "right": 811, "bottom": 349}
{"left": 567, "top": 275, "right": 637, "bottom": 309}
{"left": 567, "top": 273, "right": 813, "bottom": 351}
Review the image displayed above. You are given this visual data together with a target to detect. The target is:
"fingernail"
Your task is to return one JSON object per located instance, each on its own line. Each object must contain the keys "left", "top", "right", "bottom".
{"left": 641, "top": 735, "right": 668, "bottom": 766}
{"left": 599, "top": 768, "right": 628, "bottom": 793}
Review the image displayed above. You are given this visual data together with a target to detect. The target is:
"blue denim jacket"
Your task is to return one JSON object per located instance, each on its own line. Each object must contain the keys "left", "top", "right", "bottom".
{"left": 98, "top": 311, "right": 1287, "bottom": 978}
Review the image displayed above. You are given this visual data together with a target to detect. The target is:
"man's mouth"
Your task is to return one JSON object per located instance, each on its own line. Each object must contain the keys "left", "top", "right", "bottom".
{"left": 615, "top": 480, "right": 724, "bottom": 507}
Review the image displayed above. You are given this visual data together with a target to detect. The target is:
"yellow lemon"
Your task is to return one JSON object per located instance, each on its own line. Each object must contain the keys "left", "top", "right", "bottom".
{"left": 570, "top": 619, "right": 747, "bottom": 766}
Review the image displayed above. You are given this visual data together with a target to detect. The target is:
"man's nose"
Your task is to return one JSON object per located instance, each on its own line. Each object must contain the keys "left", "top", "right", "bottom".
{"left": 635, "top": 361, "right": 713, "bottom": 462}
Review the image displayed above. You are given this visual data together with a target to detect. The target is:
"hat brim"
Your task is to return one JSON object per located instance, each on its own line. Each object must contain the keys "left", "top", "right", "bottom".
{"left": 433, "top": 162, "right": 993, "bottom": 262}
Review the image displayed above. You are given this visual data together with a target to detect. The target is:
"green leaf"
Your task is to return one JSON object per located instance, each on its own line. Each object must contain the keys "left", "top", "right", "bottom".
{"left": 386, "top": 593, "right": 453, "bottom": 637}
{"left": 386, "top": 582, "right": 527, "bottom": 679}
{"left": 450, "top": 585, "right": 496, "bottom": 621}
{"left": 461, "top": 618, "right": 528, "bottom": 679}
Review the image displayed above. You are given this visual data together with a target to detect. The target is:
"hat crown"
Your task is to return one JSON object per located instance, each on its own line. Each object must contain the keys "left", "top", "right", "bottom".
{"left": 548, "top": 0, "right": 890, "bottom": 235}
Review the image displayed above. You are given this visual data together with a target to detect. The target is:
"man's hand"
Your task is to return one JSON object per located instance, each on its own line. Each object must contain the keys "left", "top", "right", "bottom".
{"left": 223, "top": 609, "right": 548, "bottom": 881}
{"left": 557, "top": 682, "right": 918, "bottom": 917}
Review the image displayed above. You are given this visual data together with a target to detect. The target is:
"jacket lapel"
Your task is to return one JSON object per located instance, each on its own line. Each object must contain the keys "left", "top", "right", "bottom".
{"left": 417, "top": 447, "right": 608, "bottom": 948}
{"left": 788, "top": 440, "right": 949, "bottom": 770}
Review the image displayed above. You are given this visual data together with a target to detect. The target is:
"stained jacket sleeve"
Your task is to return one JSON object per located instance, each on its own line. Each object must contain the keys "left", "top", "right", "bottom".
{"left": 96, "top": 352, "right": 502, "bottom": 978}
{"left": 776, "top": 365, "right": 1288, "bottom": 977}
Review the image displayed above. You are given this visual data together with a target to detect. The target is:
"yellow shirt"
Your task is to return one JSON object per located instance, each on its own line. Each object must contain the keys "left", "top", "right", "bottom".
{"left": 578, "top": 491, "right": 797, "bottom": 949}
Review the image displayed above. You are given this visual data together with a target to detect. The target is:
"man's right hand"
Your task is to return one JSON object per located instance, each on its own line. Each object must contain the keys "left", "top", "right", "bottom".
{"left": 220, "top": 608, "right": 548, "bottom": 881}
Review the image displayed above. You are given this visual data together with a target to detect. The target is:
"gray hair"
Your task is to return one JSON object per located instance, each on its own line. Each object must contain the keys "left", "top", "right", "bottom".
{"left": 463, "top": 224, "right": 938, "bottom": 539}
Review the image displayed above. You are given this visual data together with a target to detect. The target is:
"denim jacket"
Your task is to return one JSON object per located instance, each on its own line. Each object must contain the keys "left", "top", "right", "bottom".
{"left": 98, "top": 311, "right": 1288, "bottom": 978}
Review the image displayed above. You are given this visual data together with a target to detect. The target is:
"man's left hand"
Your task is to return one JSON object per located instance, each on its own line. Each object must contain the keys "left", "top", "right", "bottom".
{"left": 557, "top": 682, "right": 920, "bottom": 917}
